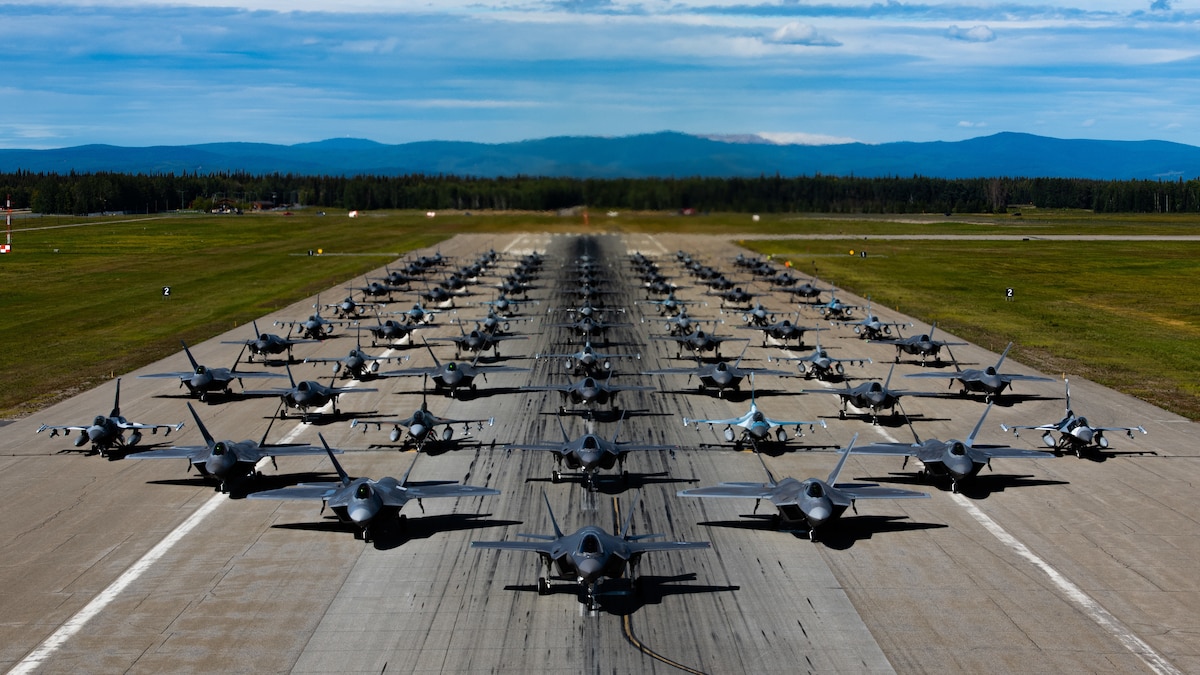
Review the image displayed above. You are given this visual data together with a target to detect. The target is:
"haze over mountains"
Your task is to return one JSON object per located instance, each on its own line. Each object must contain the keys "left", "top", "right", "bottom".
{"left": 1, "top": 132, "right": 1196, "bottom": 181}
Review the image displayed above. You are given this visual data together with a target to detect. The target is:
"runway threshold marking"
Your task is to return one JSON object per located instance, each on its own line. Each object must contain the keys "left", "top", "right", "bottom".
{"left": 8, "top": 342, "right": 384, "bottom": 674}
{"left": 864, "top": 427, "right": 1181, "bottom": 675}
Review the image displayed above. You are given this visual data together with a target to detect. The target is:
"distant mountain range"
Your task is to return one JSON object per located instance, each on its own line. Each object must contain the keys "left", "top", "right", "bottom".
{"left": 1, "top": 132, "right": 1197, "bottom": 180}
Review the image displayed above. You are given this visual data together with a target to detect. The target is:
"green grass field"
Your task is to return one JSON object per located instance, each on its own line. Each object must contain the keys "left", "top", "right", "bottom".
{"left": 2, "top": 208, "right": 1197, "bottom": 420}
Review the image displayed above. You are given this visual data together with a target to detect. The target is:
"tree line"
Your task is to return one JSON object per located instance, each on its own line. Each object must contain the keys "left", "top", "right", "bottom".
{"left": 1, "top": 170, "right": 1198, "bottom": 215}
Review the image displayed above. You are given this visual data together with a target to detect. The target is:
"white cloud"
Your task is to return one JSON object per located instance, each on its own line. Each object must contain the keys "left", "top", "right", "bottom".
{"left": 767, "top": 22, "right": 841, "bottom": 47}
{"left": 947, "top": 25, "right": 996, "bottom": 43}
{"left": 756, "top": 131, "right": 861, "bottom": 145}
{"left": 957, "top": 121, "right": 988, "bottom": 128}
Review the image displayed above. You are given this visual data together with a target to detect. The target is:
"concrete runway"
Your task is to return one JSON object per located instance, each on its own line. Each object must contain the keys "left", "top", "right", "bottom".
{"left": 2, "top": 231, "right": 1197, "bottom": 674}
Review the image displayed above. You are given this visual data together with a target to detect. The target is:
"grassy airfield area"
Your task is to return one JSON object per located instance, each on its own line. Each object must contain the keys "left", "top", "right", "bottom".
{"left": 1, "top": 208, "right": 1197, "bottom": 420}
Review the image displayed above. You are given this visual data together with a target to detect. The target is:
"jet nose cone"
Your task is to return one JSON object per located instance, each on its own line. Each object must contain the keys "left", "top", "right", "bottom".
{"left": 945, "top": 454, "right": 974, "bottom": 481}
{"left": 410, "top": 423, "right": 427, "bottom": 439}
{"left": 1073, "top": 427, "right": 1094, "bottom": 443}
{"left": 806, "top": 504, "right": 832, "bottom": 527}
{"left": 348, "top": 504, "right": 378, "bottom": 525}
{"left": 576, "top": 557, "right": 605, "bottom": 582}
{"left": 205, "top": 453, "right": 235, "bottom": 479}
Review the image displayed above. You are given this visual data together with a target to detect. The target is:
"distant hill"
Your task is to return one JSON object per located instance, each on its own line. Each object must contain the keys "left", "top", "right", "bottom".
{"left": 1, "top": 132, "right": 1197, "bottom": 180}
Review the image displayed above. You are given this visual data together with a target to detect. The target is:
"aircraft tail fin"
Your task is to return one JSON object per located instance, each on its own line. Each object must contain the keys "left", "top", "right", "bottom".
{"left": 611, "top": 409, "right": 627, "bottom": 443}
{"left": 556, "top": 414, "right": 571, "bottom": 444}
{"left": 541, "top": 489, "right": 565, "bottom": 539}
{"left": 180, "top": 340, "right": 201, "bottom": 372}
{"left": 994, "top": 342, "right": 1014, "bottom": 371}
{"left": 318, "top": 433, "right": 351, "bottom": 487}
{"left": 619, "top": 490, "right": 643, "bottom": 539}
{"left": 883, "top": 362, "right": 896, "bottom": 390}
{"left": 111, "top": 377, "right": 122, "bottom": 418}
{"left": 966, "top": 402, "right": 995, "bottom": 448}
{"left": 422, "top": 338, "right": 442, "bottom": 368}
{"left": 754, "top": 449, "right": 779, "bottom": 487}
{"left": 733, "top": 341, "right": 749, "bottom": 369}
{"left": 398, "top": 447, "right": 421, "bottom": 487}
{"left": 826, "top": 433, "right": 860, "bottom": 485}
{"left": 185, "top": 402, "right": 217, "bottom": 449}
{"left": 285, "top": 362, "right": 297, "bottom": 388}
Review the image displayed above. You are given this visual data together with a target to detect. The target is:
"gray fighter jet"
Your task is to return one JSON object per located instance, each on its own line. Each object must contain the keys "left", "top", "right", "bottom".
{"left": 365, "top": 316, "right": 424, "bottom": 347}
{"left": 249, "top": 439, "right": 499, "bottom": 542}
{"left": 521, "top": 372, "right": 654, "bottom": 416}
{"left": 350, "top": 398, "right": 494, "bottom": 448}
{"left": 853, "top": 403, "right": 1053, "bottom": 493}
{"left": 427, "top": 321, "right": 527, "bottom": 359}
{"left": 274, "top": 296, "right": 352, "bottom": 339}
{"left": 378, "top": 341, "right": 527, "bottom": 397}
{"left": 870, "top": 322, "right": 966, "bottom": 366}
{"left": 678, "top": 434, "right": 928, "bottom": 541}
{"left": 658, "top": 307, "right": 718, "bottom": 336}
{"left": 126, "top": 402, "right": 330, "bottom": 493}
{"left": 739, "top": 301, "right": 775, "bottom": 327}
{"left": 738, "top": 312, "right": 827, "bottom": 348}
{"left": 832, "top": 298, "right": 911, "bottom": 340}
{"left": 804, "top": 364, "right": 942, "bottom": 424}
{"left": 324, "top": 293, "right": 383, "bottom": 319}
{"left": 244, "top": 364, "right": 377, "bottom": 419}
{"left": 36, "top": 378, "right": 184, "bottom": 457}
{"left": 1001, "top": 378, "right": 1147, "bottom": 457}
{"left": 139, "top": 340, "right": 285, "bottom": 401}
{"left": 221, "top": 320, "right": 318, "bottom": 363}
{"left": 535, "top": 339, "right": 640, "bottom": 377}
{"left": 507, "top": 414, "right": 675, "bottom": 490}
{"left": 808, "top": 287, "right": 859, "bottom": 319}
{"left": 643, "top": 343, "right": 794, "bottom": 398}
{"left": 302, "top": 330, "right": 396, "bottom": 380}
{"left": 683, "top": 374, "right": 826, "bottom": 449}
{"left": 767, "top": 332, "right": 871, "bottom": 381}
{"left": 652, "top": 328, "right": 748, "bottom": 359}
{"left": 904, "top": 342, "right": 1053, "bottom": 401}
{"left": 472, "top": 491, "right": 710, "bottom": 610}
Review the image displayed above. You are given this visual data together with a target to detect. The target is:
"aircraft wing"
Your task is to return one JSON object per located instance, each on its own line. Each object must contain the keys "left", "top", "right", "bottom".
{"left": 375, "top": 366, "right": 439, "bottom": 378}
{"left": 330, "top": 387, "right": 379, "bottom": 394}
{"left": 1002, "top": 374, "right": 1055, "bottom": 383}
{"left": 228, "top": 371, "right": 291, "bottom": 379}
{"left": 834, "top": 484, "right": 930, "bottom": 500}
{"left": 260, "top": 444, "right": 335, "bottom": 457}
{"left": 641, "top": 367, "right": 702, "bottom": 376}
{"left": 391, "top": 483, "right": 500, "bottom": 502}
{"left": 117, "top": 421, "right": 185, "bottom": 433}
{"left": 682, "top": 413, "right": 748, "bottom": 427}
{"left": 470, "top": 540, "right": 556, "bottom": 554}
{"left": 126, "top": 445, "right": 208, "bottom": 460}
{"left": 627, "top": 540, "right": 711, "bottom": 554}
{"left": 35, "top": 423, "right": 90, "bottom": 434}
{"left": 678, "top": 482, "right": 775, "bottom": 499}
{"left": 974, "top": 446, "right": 1055, "bottom": 460}
{"left": 742, "top": 367, "right": 798, "bottom": 378}
{"left": 138, "top": 371, "right": 193, "bottom": 379}
{"left": 844, "top": 442, "right": 922, "bottom": 457}
{"left": 519, "top": 384, "right": 572, "bottom": 393}
{"left": 246, "top": 484, "right": 341, "bottom": 501}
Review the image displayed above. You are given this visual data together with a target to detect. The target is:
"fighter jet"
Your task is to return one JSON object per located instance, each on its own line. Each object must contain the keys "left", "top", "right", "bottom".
{"left": 659, "top": 307, "right": 718, "bottom": 337}
{"left": 678, "top": 434, "right": 928, "bottom": 541}
{"left": 126, "top": 402, "right": 330, "bottom": 493}
{"left": 386, "top": 302, "right": 440, "bottom": 326}
{"left": 350, "top": 280, "right": 399, "bottom": 300}
{"left": 508, "top": 414, "right": 675, "bottom": 490}
{"left": 804, "top": 364, "right": 942, "bottom": 424}
{"left": 274, "top": 297, "right": 351, "bottom": 340}
{"left": 36, "top": 378, "right": 183, "bottom": 457}
{"left": 378, "top": 341, "right": 527, "bottom": 397}
{"left": 302, "top": 331, "right": 396, "bottom": 380}
{"left": 706, "top": 286, "right": 756, "bottom": 308}
{"left": 904, "top": 342, "right": 1053, "bottom": 401}
{"left": 547, "top": 314, "right": 631, "bottom": 343}
{"left": 426, "top": 321, "right": 527, "bottom": 359}
{"left": 832, "top": 298, "right": 911, "bottom": 340}
{"left": 350, "top": 398, "right": 494, "bottom": 448}
{"left": 479, "top": 293, "right": 532, "bottom": 318}
{"left": 739, "top": 301, "right": 775, "bottom": 327}
{"left": 323, "top": 294, "right": 382, "bottom": 319}
{"left": 1001, "top": 378, "right": 1147, "bottom": 457}
{"left": 683, "top": 374, "right": 826, "bottom": 449}
{"left": 870, "top": 322, "right": 966, "bottom": 366}
{"left": 767, "top": 332, "right": 871, "bottom": 382}
{"left": 364, "top": 316, "right": 424, "bottom": 347}
{"left": 221, "top": 320, "right": 318, "bottom": 363}
{"left": 522, "top": 372, "right": 655, "bottom": 416}
{"left": 535, "top": 340, "right": 640, "bottom": 377}
{"left": 652, "top": 328, "right": 747, "bottom": 359}
{"left": 244, "top": 364, "right": 377, "bottom": 419}
{"left": 249, "top": 437, "right": 499, "bottom": 542}
{"left": 643, "top": 343, "right": 793, "bottom": 398}
{"left": 809, "top": 287, "right": 859, "bottom": 319}
{"left": 738, "top": 312, "right": 827, "bottom": 348}
{"left": 637, "top": 291, "right": 700, "bottom": 317}
{"left": 852, "top": 403, "right": 1053, "bottom": 493}
{"left": 471, "top": 491, "right": 710, "bottom": 610}
{"left": 139, "top": 340, "right": 285, "bottom": 402}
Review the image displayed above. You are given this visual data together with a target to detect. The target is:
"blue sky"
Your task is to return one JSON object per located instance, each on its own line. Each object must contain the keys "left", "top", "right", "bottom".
{"left": 2, "top": 0, "right": 1197, "bottom": 148}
